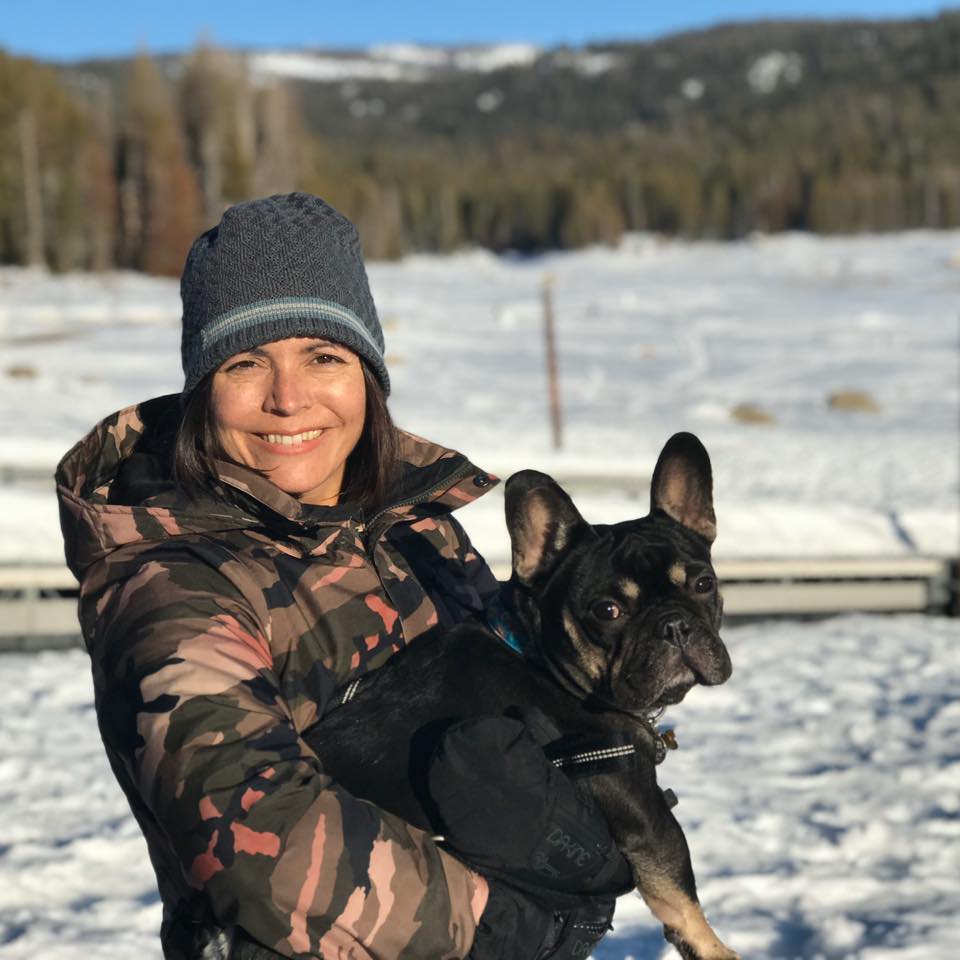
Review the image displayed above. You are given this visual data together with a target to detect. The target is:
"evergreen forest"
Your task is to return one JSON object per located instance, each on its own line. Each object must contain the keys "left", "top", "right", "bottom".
{"left": 2, "top": 12, "right": 959, "bottom": 273}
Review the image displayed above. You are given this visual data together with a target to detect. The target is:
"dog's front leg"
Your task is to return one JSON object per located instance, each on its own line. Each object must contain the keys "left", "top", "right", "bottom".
{"left": 591, "top": 776, "right": 739, "bottom": 960}
{"left": 629, "top": 806, "right": 738, "bottom": 960}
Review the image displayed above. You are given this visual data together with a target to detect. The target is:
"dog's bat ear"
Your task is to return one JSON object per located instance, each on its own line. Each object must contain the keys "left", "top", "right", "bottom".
{"left": 650, "top": 433, "right": 717, "bottom": 544}
{"left": 505, "top": 471, "right": 594, "bottom": 588}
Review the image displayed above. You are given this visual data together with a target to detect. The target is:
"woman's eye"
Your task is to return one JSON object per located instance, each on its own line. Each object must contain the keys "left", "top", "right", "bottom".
{"left": 592, "top": 600, "right": 622, "bottom": 621}
{"left": 224, "top": 359, "right": 258, "bottom": 373}
{"left": 694, "top": 576, "right": 715, "bottom": 594}
{"left": 311, "top": 353, "right": 342, "bottom": 365}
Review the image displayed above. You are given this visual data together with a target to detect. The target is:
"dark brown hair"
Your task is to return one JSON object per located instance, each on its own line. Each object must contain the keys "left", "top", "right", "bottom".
{"left": 174, "top": 361, "right": 399, "bottom": 513}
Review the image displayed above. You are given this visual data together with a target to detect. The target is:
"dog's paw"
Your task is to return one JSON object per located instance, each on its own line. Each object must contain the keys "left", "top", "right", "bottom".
{"left": 663, "top": 927, "right": 698, "bottom": 960}
{"left": 663, "top": 926, "right": 741, "bottom": 960}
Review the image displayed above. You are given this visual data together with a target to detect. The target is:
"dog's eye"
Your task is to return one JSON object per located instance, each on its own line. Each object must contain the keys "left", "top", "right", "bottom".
{"left": 694, "top": 575, "right": 715, "bottom": 594}
{"left": 592, "top": 601, "right": 622, "bottom": 620}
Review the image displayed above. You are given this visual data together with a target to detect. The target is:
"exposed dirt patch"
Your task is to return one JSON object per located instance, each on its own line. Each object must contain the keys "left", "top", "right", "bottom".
{"left": 828, "top": 389, "right": 880, "bottom": 413}
{"left": 2, "top": 329, "right": 84, "bottom": 346}
{"left": 731, "top": 402, "right": 776, "bottom": 425}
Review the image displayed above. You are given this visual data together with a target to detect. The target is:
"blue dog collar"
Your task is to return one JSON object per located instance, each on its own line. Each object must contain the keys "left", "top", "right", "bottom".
{"left": 485, "top": 596, "right": 527, "bottom": 656}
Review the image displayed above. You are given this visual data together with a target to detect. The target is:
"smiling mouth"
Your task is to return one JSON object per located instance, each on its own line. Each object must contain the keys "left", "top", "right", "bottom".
{"left": 258, "top": 429, "right": 326, "bottom": 446}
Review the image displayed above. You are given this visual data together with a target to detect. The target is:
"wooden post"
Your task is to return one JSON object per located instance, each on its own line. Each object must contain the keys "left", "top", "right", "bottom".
{"left": 541, "top": 274, "right": 563, "bottom": 450}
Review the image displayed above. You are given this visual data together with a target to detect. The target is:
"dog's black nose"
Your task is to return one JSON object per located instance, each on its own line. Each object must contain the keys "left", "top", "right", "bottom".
{"left": 661, "top": 618, "right": 691, "bottom": 647}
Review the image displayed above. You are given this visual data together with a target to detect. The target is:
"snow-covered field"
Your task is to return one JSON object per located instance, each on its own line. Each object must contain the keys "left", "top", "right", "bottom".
{"left": 1, "top": 230, "right": 957, "bottom": 565}
{"left": 1, "top": 231, "right": 958, "bottom": 957}
{"left": 1, "top": 614, "right": 958, "bottom": 959}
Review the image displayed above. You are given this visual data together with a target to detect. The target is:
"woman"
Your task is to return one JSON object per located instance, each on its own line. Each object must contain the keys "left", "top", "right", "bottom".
{"left": 56, "top": 194, "right": 623, "bottom": 959}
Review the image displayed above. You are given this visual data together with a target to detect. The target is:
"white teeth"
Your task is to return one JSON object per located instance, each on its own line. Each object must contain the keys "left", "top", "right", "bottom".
{"left": 263, "top": 430, "right": 324, "bottom": 446}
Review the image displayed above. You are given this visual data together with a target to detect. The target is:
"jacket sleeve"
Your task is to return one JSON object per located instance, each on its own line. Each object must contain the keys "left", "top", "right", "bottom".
{"left": 88, "top": 550, "right": 487, "bottom": 959}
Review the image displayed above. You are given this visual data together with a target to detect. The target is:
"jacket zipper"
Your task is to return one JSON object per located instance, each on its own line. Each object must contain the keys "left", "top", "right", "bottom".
{"left": 357, "top": 463, "right": 478, "bottom": 537}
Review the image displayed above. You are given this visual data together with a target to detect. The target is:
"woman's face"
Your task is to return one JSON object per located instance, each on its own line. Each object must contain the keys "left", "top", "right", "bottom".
{"left": 211, "top": 337, "right": 366, "bottom": 505}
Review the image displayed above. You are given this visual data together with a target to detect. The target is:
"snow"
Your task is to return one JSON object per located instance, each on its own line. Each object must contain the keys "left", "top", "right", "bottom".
{"left": 367, "top": 43, "right": 452, "bottom": 67}
{"left": 747, "top": 51, "right": 804, "bottom": 94}
{"left": 550, "top": 49, "right": 622, "bottom": 76}
{"left": 2, "top": 230, "right": 958, "bottom": 565}
{"left": 250, "top": 51, "right": 431, "bottom": 83}
{"left": 448, "top": 43, "right": 540, "bottom": 73}
{"left": 2, "top": 614, "right": 958, "bottom": 958}
{"left": 248, "top": 43, "right": 541, "bottom": 85}
{"left": 682, "top": 77, "right": 705, "bottom": 100}
{"left": 475, "top": 88, "right": 504, "bottom": 112}
{"left": 348, "top": 97, "right": 386, "bottom": 118}
{"left": 0, "top": 230, "right": 959, "bottom": 955}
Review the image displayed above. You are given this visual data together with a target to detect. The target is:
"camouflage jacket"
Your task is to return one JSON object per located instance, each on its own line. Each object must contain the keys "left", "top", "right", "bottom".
{"left": 56, "top": 394, "right": 500, "bottom": 959}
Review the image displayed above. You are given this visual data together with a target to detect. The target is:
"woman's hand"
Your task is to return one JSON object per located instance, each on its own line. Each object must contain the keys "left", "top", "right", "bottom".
{"left": 428, "top": 715, "right": 633, "bottom": 906}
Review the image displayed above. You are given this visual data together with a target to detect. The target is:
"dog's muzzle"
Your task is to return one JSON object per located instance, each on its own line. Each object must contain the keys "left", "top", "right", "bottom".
{"left": 659, "top": 614, "right": 732, "bottom": 686}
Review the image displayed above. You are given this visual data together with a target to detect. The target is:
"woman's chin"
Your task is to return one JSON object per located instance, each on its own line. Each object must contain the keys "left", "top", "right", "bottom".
{"left": 238, "top": 460, "right": 338, "bottom": 504}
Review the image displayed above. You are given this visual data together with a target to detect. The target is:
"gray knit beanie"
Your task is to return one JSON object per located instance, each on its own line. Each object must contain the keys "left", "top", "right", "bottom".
{"left": 180, "top": 193, "right": 389, "bottom": 396}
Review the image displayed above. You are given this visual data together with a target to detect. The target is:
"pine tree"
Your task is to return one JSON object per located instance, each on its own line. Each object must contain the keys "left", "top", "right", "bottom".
{"left": 119, "top": 52, "right": 200, "bottom": 275}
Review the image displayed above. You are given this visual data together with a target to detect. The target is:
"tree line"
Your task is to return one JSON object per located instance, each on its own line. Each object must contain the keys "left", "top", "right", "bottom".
{"left": 0, "top": 47, "right": 308, "bottom": 274}
{"left": 1, "top": 17, "right": 959, "bottom": 274}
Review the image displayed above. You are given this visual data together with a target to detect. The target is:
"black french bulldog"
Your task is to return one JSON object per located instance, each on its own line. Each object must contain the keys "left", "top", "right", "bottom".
{"left": 306, "top": 431, "right": 737, "bottom": 959}
{"left": 219, "top": 432, "right": 738, "bottom": 959}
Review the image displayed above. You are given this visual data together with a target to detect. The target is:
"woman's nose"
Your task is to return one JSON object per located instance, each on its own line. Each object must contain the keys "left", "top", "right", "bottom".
{"left": 264, "top": 366, "right": 310, "bottom": 415}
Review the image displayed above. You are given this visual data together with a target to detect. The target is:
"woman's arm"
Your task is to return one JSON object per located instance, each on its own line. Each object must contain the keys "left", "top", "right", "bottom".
{"left": 88, "top": 552, "right": 487, "bottom": 959}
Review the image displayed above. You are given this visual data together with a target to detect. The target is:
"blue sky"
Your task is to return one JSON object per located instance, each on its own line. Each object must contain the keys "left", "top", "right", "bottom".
{"left": 1, "top": 0, "right": 954, "bottom": 60}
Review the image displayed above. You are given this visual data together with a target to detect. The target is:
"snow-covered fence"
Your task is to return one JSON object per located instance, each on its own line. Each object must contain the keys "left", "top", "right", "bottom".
{"left": 715, "top": 556, "right": 958, "bottom": 619}
{"left": 0, "top": 565, "right": 80, "bottom": 651}
{"left": 0, "top": 464, "right": 54, "bottom": 486}
{"left": 1, "top": 557, "right": 956, "bottom": 651}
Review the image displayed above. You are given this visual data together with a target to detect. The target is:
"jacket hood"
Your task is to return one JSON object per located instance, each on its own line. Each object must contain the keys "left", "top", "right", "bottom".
{"left": 56, "top": 394, "right": 497, "bottom": 583}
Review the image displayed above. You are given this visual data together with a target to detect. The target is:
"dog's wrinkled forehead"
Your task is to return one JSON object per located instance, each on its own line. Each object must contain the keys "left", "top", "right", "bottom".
{"left": 594, "top": 514, "right": 713, "bottom": 584}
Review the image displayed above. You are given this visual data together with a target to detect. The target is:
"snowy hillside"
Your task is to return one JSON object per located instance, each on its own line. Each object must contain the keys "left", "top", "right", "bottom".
{"left": 248, "top": 42, "right": 544, "bottom": 83}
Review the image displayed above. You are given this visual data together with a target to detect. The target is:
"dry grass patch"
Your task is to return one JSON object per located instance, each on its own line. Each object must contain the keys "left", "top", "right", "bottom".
{"left": 827, "top": 389, "right": 880, "bottom": 413}
{"left": 6, "top": 329, "right": 78, "bottom": 346}
{"left": 731, "top": 402, "right": 776, "bottom": 425}
{"left": 6, "top": 364, "right": 37, "bottom": 379}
